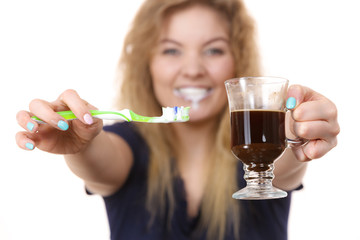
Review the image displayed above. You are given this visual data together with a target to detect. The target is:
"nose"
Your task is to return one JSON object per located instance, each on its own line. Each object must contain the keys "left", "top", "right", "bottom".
{"left": 181, "top": 53, "right": 206, "bottom": 79}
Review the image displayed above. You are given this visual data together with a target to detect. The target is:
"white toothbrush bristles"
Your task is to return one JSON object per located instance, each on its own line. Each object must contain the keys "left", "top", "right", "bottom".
{"left": 161, "top": 106, "right": 190, "bottom": 122}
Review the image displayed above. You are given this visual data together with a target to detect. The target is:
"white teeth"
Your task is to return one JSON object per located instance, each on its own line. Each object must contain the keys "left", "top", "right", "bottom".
{"left": 177, "top": 87, "right": 208, "bottom": 97}
{"left": 174, "top": 87, "right": 212, "bottom": 110}
{"left": 175, "top": 87, "right": 210, "bottom": 99}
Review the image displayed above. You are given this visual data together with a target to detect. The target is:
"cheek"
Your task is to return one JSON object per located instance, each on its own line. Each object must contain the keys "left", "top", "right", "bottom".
{"left": 208, "top": 57, "right": 235, "bottom": 82}
{"left": 209, "top": 58, "right": 234, "bottom": 108}
{"left": 150, "top": 58, "right": 178, "bottom": 104}
{"left": 150, "top": 57, "right": 179, "bottom": 84}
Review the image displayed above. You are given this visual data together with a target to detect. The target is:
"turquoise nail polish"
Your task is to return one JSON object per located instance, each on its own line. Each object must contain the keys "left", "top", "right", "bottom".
{"left": 57, "top": 120, "right": 69, "bottom": 131}
{"left": 286, "top": 97, "right": 296, "bottom": 110}
{"left": 27, "top": 122, "right": 34, "bottom": 131}
{"left": 26, "top": 143, "right": 34, "bottom": 150}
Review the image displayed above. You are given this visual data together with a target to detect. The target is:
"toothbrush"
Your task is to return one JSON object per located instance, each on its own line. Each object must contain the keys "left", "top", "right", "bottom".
{"left": 31, "top": 106, "right": 190, "bottom": 124}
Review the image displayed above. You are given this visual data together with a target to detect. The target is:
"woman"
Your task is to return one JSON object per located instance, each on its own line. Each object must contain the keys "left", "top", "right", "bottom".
{"left": 15, "top": 0, "right": 339, "bottom": 239}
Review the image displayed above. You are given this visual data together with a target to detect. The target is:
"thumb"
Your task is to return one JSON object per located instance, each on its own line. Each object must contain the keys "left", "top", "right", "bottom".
{"left": 286, "top": 84, "right": 320, "bottom": 110}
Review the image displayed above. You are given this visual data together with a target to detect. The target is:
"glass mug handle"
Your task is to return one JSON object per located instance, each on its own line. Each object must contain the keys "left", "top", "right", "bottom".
{"left": 285, "top": 100, "right": 310, "bottom": 148}
{"left": 287, "top": 137, "right": 309, "bottom": 148}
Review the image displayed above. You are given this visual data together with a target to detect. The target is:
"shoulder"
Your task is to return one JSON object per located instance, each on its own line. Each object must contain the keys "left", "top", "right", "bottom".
{"left": 104, "top": 122, "right": 147, "bottom": 155}
{"left": 103, "top": 122, "right": 150, "bottom": 185}
{"left": 104, "top": 122, "right": 142, "bottom": 142}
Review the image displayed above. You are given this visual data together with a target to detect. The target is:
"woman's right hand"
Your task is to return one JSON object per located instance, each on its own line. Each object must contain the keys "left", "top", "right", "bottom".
{"left": 15, "top": 89, "right": 103, "bottom": 154}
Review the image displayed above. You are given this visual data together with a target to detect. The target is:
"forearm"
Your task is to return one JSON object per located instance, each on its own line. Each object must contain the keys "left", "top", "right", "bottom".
{"left": 273, "top": 149, "right": 307, "bottom": 191}
{"left": 64, "top": 131, "right": 132, "bottom": 195}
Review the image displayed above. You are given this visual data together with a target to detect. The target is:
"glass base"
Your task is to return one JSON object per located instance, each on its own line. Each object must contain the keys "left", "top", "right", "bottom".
{"left": 232, "top": 185, "right": 287, "bottom": 200}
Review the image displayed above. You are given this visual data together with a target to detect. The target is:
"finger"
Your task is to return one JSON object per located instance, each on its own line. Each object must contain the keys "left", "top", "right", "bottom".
{"left": 293, "top": 120, "right": 339, "bottom": 141}
{"left": 292, "top": 99, "right": 338, "bottom": 123}
{"left": 292, "top": 138, "right": 337, "bottom": 162}
{"left": 54, "top": 89, "right": 94, "bottom": 125}
{"left": 287, "top": 84, "right": 338, "bottom": 122}
{"left": 15, "top": 131, "right": 36, "bottom": 151}
{"left": 29, "top": 98, "right": 69, "bottom": 131}
{"left": 16, "top": 110, "right": 38, "bottom": 133}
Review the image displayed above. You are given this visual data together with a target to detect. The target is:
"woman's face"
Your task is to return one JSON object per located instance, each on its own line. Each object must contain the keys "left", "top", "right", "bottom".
{"left": 150, "top": 4, "right": 235, "bottom": 122}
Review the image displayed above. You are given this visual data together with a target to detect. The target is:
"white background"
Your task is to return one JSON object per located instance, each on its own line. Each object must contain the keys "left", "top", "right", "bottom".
{"left": 0, "top": 0, "right": 359, "bottom": 239}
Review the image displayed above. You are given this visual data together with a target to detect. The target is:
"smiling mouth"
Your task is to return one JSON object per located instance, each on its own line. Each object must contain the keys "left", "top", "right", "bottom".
{"left": 174, "top": 87, "right": 213, "bottom": 109}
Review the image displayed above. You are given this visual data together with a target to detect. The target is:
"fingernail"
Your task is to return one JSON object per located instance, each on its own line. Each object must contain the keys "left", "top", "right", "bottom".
{"left": 83, "top": 113, "right": 93, "bottom": 125}
{"left": 26, "top": 143, "right": 34, "bottom": 150}
{"left": 286, "top": 97, "right": 297, "bottom": 110}
{"left": 57, "top": 120, "right": 69, "bottom": 131}
{"left": 27, "top": 122, "right": 35, "bottom": 131}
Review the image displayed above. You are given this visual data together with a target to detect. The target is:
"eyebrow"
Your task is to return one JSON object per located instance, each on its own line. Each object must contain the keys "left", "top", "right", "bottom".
{"left": 203, "top": 37, "right": 230, "bottom": 46}
{"left": 159, "top": 37, "right": 230, "bottom": 47}
{"left": 159, "top": 38, "right": 182, "bottom": 46}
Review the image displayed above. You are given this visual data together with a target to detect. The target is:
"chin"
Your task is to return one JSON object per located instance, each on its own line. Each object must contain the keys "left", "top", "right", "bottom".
{"left": 188, "top": 107, "right": 222, "bottom": 123}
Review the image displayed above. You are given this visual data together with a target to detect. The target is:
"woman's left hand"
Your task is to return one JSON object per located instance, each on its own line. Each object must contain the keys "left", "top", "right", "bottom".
{"left": 286, "top": 85, "right": 340, "bottom": 162}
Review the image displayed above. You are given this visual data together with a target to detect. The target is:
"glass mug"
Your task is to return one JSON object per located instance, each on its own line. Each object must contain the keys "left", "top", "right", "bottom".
{"left": 225, "top": 76, "right": 307, "bottom": 200}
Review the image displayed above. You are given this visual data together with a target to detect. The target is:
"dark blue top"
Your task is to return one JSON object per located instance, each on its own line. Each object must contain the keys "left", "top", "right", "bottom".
{"left": 102, "top": 122, "right": 297, "bottom": 240}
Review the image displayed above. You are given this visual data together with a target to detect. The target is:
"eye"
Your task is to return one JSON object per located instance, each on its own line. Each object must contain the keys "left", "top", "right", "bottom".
{"left": 162, "top": 48, "right": 181, "bottom": 56}
{"left": 204, "top": 48, "right": 224, "bottom": 56}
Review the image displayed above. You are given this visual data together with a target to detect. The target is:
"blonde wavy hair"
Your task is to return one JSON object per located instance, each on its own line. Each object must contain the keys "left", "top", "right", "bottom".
{"left": 115, "top": 0, "right": 260, "bottom": 239}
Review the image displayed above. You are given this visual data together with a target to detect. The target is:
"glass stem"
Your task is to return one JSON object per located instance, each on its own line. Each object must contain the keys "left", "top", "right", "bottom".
{"left": 243, "top": 163, "right": 274, "bottom": 189}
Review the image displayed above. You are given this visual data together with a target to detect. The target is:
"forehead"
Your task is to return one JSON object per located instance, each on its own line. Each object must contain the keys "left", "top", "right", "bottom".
{"left": 160, "top": 4, "right": 230, "bottom": 41}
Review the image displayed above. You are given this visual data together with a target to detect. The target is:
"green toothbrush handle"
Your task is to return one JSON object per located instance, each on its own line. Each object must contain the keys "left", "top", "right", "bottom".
{"left": 31, "top": 110, "right": 77, "bottom": 123}
{"left": 31, "top": 110, "right": 131, "bottom": 123}
{"left": 30, "top": 107, "right": 189, "bottom": 123}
